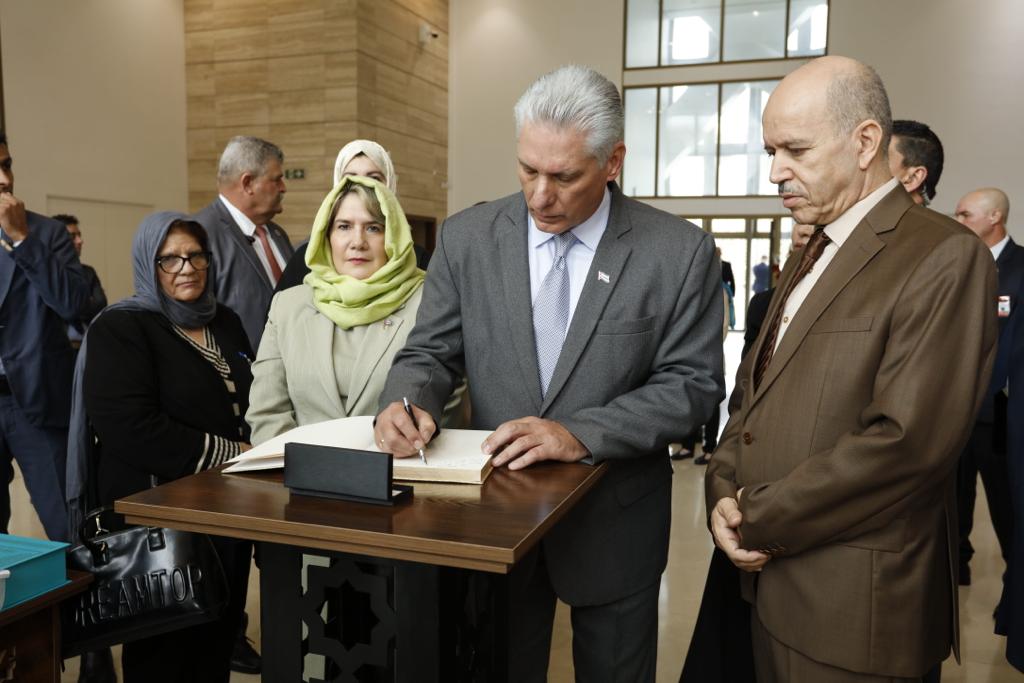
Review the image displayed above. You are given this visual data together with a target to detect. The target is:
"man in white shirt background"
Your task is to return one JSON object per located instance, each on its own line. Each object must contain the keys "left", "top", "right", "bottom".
{"left": 192, "top": 135, "right": 293, "bottom": 350}
{"left": 953, "top": 188, "right": 1022, "bottom": 590}
{"left": 191, "top": 135, "right": 293, "bottom": 675}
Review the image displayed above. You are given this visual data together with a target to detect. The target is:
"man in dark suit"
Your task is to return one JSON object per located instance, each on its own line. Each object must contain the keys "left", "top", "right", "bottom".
{"left": 889, "top": 119, "right": 944, "bottom": 208}
{"left": 375, "top": 65, "right": 724, "bottom": 681}
{"left": 708, "top": 57, "right": 996, "bottom": 681}
{"left": 193, "top": 135, "right": 292, "bottom": 675}
{"left": 192, "top": 136, "right": 294, "bottom": 349}
{"left": 1000, "top": 250, "right": 1024, "bottom": 671}
{"left": 751, "top": 255, "right": 770, "bottom": 293}
{"left": 953, "top": 187, "right": 1021, "bottom": 585}
{"left": 0, "top": 133, "right": 88, "bottom": 542}
{"left": 53, "top": 214, "right": 107, "bottom": 339}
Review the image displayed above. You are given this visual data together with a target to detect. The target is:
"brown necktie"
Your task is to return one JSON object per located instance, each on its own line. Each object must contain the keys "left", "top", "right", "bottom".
{"left": 254, "top": 224, "right": 283, "bottom": 284}
{"left": 753, "top": 226, "right": 832, "bottom": 390}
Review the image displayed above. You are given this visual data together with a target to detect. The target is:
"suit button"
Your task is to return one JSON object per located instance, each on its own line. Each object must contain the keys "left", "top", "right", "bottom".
{"left": 742, "top": 432, "right": 753, "bottom": 445}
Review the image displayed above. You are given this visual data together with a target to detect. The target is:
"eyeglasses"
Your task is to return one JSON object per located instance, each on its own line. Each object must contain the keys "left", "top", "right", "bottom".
{"left": 155, "top": 251, "right": 212, "bottom": 274}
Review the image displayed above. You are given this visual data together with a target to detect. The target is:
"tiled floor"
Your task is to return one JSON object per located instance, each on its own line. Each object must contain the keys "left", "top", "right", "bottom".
{"left": 12, "top": 338, "right": 1019, "bottom": 682}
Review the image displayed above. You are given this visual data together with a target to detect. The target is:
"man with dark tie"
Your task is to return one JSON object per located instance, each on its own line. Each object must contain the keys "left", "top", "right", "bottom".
{"left": 707, "top": 56, "right": 996, "bottom": 681}
{"left": 193, "top": 136, "right": 294, "bottom": 349}
{"left": 953, "top": 187, "right": 1021, "bottom": 587}
{"left": 374, "top": 65, "right": 724, "bottom": 681}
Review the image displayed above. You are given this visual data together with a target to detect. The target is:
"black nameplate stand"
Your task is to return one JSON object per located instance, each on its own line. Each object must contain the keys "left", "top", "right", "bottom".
{"left": 284, "top": 443, "right": 412, "bottom": 506}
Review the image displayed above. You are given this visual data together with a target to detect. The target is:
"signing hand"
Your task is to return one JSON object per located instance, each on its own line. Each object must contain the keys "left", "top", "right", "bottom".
{"left": 710, "top": 496, "right": 770, "bottom": 572}
{"left": 0, "top": 192, "right": 28, "bottom": 242}
{"left": 483, "top": 416, "right": 588, "bottom": 471}
{"left": 374, "top": 401, "right": 436, "bottom": 459}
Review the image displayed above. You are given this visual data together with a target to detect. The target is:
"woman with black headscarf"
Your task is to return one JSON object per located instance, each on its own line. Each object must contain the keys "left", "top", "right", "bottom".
{"left": 80, "top": 211, "right": 253, "bottom": 682}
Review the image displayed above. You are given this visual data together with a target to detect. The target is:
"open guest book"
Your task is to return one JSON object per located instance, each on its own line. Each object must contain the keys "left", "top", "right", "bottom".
{"left": 223, "top": 416, "right": 494, "bottom": 484}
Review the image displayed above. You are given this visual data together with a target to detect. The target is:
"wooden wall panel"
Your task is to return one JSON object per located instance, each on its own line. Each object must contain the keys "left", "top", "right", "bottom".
{"left": 185, "top": 0, "right": 447, "bottom": 237}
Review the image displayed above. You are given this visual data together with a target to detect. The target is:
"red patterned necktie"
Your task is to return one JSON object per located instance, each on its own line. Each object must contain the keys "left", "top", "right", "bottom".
{"left": 254, "top": 224, "right": 283, "bottom": 284}
{"left": 753, "top": 226, "right": 832, "bottom": 390}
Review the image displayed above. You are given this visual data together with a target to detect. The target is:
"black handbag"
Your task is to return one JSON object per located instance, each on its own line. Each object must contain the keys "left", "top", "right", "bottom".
{"left": 61, "top": 506, "right": 229, "bottom": 657}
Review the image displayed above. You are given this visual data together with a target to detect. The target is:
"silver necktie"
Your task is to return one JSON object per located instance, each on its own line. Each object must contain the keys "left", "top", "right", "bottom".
{"left": 533, "top": 231, "right": 577, "bottom": 397}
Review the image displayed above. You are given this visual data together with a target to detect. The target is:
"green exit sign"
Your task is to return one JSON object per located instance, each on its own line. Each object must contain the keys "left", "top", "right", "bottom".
{"left": 285, "top": 169, "right": 306, "bottom": 180}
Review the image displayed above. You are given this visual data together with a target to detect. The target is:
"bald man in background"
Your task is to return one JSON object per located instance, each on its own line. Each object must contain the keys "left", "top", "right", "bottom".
{"left": 953, "top": 188, "right": 1021, "bottom": 587}
{"left": 708, "top": 56, "right": 996, "bottom": 681}
{"left": 889, "top": 120, "right": 944, "bottom": 206}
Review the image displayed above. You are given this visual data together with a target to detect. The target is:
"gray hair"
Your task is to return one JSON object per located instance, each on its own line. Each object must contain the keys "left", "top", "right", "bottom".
{"left": 513, "top": 65, "right": 624, "bottom": 165}
{"left": 826, "top": 63, "right": 893, "bottom": 155}
{"left": 217, "top": 136, "right": 284, "bottom": 185}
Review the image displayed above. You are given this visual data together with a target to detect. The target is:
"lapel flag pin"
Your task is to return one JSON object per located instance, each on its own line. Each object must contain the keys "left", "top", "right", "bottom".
{"left": 598, "top": 271, "right": 610, "bottom": 283}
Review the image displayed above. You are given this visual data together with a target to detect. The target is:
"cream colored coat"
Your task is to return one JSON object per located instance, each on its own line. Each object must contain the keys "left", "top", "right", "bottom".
{"left": 247, "top": 284, "right": 427, "bottom": 445}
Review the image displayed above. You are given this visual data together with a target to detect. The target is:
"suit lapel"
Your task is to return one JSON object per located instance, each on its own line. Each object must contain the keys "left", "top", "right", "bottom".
{"left": 217, "top": 202, "right": 272, "bottom": 287}
{"left": 346, "top": 314, "right": 404, "bottom": 414}
{"left": 308, "top": 305, "right": 346, "bottom": 416}
{"left": 541, "top": 189, "right": 633, "bottom": 414}
{"left": 498, "top": 200, "right": 543, "bottom": 413}
{"left": 749, "top": 187, "right": 910, "bottom": 410}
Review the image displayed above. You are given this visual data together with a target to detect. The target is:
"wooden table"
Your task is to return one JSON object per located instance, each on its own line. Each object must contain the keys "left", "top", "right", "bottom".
{"left": 117, "top": 462, "right": 604, "bottom": 682}
{"left": 0, "top": 570, "right": 92, "bottom": 682}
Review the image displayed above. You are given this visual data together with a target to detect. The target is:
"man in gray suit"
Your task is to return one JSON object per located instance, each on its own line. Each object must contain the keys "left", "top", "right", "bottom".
{"left": 192, "top": 136, "right": 293, "bottom": 348}
{"left": 375, "top": 65, "right": 725, "bottom": 681}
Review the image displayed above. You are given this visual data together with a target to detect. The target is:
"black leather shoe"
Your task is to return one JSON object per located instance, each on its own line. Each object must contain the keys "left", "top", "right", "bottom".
{"left": 231, "top": 611, "right": 262, "bottom": 675}
{"left": 78, "top": 648, "right": 117, "bottom": 683}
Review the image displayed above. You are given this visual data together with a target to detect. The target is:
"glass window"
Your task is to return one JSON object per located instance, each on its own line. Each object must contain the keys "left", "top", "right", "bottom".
{"left": 723, "top": 0, "right": 786, "bottom": 61}
{"left": 661, "top": 0, "right": 721, "bottom": 65}
{"left": 711, "top": 218, "right": 747, "bottom": 234}
{"left": 625, "top": 0, "right": 660, "bottom": 68}
{"left": 684, "top": 218, "right": 705, "bottom": 230}
{"left": 778, "top": 215, "right": 795, "bottom": 269}
{"left": 657, "top": 84, "right": 719, "bottom": 196}
{"left": 716, "top": 237, "right": 749, "bottom": 327}
{"left": 787, "top": 0, "right": 829, "bottom": 56}
{"left": 717, "top": 80, "right": 777, "bottom": 195}
{"left": 623, "top": 89, "right": 658, "bottom": 196}
{"left": 756, "top": 218, "right": 773, "bottom": 234}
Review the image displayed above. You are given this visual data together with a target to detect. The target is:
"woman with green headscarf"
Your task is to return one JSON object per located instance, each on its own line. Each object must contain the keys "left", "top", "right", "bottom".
{"left": 246, "top": 175, "right": 459, "bottom": 444}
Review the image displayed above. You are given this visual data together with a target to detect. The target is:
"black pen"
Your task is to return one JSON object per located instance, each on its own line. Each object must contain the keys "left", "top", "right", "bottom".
{"left": 402, "top": 396, "right": 427, "bottom": 465}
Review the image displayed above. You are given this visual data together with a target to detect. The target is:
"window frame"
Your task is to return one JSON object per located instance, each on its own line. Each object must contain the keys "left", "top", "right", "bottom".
{"left": 622, "top": 76, "right": 781, "bottom": 199}
{"left": 621, "top": 0, "right": 831, "bottom": 71}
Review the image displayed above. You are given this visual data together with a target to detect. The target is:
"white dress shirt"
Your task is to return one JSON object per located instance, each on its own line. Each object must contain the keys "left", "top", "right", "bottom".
{"left": 218, "top": 195, "right": 287, "bottom": 283}
{"left": 528, "top": 188, "right": 611, "bottom": 323}
{"left": 991, "top": 234, "right": 1010, "bottom": 261}
{"left": 775, "top": 177, "right": 899, "bottom": 350}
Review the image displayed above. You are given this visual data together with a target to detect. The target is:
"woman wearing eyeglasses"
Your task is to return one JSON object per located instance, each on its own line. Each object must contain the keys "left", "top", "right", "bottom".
{"left": 79, "top": 212, "right": 253, "bottom": 682}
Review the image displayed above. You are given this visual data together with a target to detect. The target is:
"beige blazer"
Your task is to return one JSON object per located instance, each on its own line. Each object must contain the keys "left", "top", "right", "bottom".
{"left": 247, "top": 284, "right": 428, "bottom": 445}
{"left": 707, "top": 187, "right": 998, "bottom": 677}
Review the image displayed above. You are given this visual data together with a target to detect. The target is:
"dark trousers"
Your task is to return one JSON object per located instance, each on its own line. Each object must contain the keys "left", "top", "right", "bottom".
{"left": 958, "top": 420, "right": 1014, "bottom": 565}
{"left": 121, "top": 536, "right": 251, "bottom": 683}
{"left": 508, "top": 546, "right": 659, "bottom": 682}
{"left": 680, "top": 548, "right": 755, "bottom": 682}
{"left": 0, "top": 393, "right": 69, "bottom": 541}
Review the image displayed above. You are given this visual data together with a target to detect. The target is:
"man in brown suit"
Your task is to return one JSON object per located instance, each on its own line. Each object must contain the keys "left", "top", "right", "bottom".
{"left": 706, "top": 56, "right": 998, "bottom": 682}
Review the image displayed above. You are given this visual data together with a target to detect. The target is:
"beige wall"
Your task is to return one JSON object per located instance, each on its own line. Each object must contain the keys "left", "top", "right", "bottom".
{"left": 448, "top": 0, "right": 1024, "bottom": 241}
{"left": 829, "top": 0, "right": 1024, "bottom": 239}
{"left": 0, "top": 0, "right": 187, "bottom": 301}
{"left": 448, "top": 0, "right": 624, "bottom": 213}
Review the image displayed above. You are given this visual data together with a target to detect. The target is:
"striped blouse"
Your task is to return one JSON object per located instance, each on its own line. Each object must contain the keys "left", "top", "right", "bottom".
{"left": 173, "top": 325, "right": 245, "bottom": 472}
